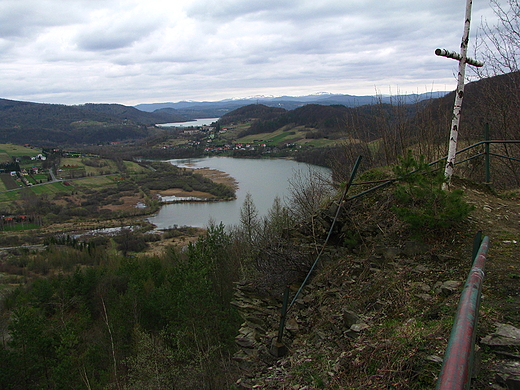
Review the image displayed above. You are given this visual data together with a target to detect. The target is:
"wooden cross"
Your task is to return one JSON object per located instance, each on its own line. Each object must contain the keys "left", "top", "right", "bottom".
{"left": 436, "top": 0, "right": 483, "bottom": 189}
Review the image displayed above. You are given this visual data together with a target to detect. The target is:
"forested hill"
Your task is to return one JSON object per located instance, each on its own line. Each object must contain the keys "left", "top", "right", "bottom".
{"left": 0, "top": 99, "right": 186, "bottom": 146}
{"left": 232, "top": 104, "right": 356, "bottom": 137}
{"left": 76, "top": 103, "right": 189, "bottom": 125}
{"left": 220, "top": 71, "right": 520, "bottom": 144}
{"left": 223, "top": 102, "right": 416, "bottom": 141}
{"left": 413, "top": 71, "right": 520, "bottom": 141}
{"left": 218, "top": 104, "right": 286, "bottom": 126}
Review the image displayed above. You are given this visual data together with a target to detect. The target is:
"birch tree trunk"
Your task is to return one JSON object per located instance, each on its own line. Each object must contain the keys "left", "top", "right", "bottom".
{"left": 443, "top": 0, "right": 474, "bottom": 189}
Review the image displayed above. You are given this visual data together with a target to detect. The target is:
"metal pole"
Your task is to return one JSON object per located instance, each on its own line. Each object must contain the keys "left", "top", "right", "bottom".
{"left": 277, "top": 287, "right": 290, "bottom": 344}
{"left": 273, "top": 155, "right": 363, "bottom": 357}
{"left": 288, "top": 155, "right": 362, "bottom": 311}
{"left": 472, "top": 230, "right": 482, "bottom": 264}
{"left": 271, "top": 286, "right": 290, "bottom": 357}
{"left": 485, "top": 123, "right": 491, "bottom": 183}
{"left": 436, "top": 235, "right": 490, "bottom": 390}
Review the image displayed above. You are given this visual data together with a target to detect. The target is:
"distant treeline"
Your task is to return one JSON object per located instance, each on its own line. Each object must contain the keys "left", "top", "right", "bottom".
{"left": 0, "top": 99, "right": 187, "bottom": 147}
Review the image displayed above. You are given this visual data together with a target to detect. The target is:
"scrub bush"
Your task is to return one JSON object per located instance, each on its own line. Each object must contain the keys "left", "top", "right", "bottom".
{"left": 392, "top": 151, "right": 474, "bottom": 230}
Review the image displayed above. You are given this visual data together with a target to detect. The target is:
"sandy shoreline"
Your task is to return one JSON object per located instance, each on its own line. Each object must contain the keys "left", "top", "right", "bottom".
{"left": 187, "top": 167, "right": 239, "bottom": 189}
{"left": 156, "top": 167, "right": 238, "bottom": 199}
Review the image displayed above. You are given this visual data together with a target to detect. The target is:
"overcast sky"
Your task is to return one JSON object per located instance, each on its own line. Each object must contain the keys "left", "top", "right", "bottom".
{"left": 0, "top": 0, "right": 505, "bottom": 106}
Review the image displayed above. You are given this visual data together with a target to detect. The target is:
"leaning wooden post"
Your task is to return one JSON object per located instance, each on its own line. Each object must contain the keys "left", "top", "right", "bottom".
{"left": 436, "top": 0, "right": 483, "bottom": 190}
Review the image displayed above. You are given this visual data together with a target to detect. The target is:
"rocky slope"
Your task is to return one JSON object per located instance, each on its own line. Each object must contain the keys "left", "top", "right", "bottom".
{"left": 232, "top": 178, "right": 520, "bottom": 389}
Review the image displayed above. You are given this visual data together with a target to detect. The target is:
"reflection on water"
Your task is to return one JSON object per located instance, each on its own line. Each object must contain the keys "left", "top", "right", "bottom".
{"left": 148, "top": 157, "right": 330, "bottom": 229}
{"left": 157, "top": 195, "right": 209, "bottom": 202}
{"left": 156, "top": 117, "right": 220, "bottom": 127}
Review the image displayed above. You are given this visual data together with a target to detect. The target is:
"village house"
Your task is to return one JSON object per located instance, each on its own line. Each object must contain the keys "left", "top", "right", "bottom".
{"left": 183, "top": 130, "right": 201, "bottom": 135}
{"left": 31, "top": 153, "right": 46, "bottom": 161}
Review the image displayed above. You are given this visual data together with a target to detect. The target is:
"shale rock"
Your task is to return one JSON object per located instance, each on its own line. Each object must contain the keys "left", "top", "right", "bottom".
{"left": 481, "top": 323, "right": 520, "bottom": 350}
{"left": 492, "top": 362, "right": 520, "bottom": 390}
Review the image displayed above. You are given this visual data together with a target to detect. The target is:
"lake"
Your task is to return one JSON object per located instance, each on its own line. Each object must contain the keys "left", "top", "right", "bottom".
{"left": 148, "top": 157, "right": 331, "bottom": 229}
{"left": 156, "top": 118, "right": 220, "bottom": 127}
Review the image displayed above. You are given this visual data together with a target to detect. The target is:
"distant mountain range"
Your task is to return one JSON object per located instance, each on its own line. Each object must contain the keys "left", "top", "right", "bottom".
{"left": 8, "top": 76, "right": 517, "bottom": 148}
{"left": 134, "top": 91, "right": 449, "bottom": 116}
{"left": 0, "top": 92, "right": 446, "bottom": 147}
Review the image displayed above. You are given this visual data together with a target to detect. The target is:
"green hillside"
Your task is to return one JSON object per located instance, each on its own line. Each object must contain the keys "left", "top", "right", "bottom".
{"left": 0, "top": 99, "right": 187, "bottom": 147}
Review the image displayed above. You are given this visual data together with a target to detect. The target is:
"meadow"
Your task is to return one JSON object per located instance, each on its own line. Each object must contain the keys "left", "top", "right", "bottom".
{"left": 237, "top": 125, "right": 337, "bottom": 147}
{"left": 0, "top": 144, "right": 40, "bottom": 158}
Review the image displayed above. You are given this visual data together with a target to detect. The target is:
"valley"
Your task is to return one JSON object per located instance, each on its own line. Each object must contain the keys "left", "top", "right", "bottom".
{"left": 0, "top": 143, "right": 235, "bottom": 249}
{"left": 0, "top": 71, "right": 519, "bottom": 389}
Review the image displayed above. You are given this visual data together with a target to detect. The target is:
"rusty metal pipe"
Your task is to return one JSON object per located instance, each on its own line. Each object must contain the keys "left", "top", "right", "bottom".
{"left": 436, "top": 235, "right": 490, "bottom": 389}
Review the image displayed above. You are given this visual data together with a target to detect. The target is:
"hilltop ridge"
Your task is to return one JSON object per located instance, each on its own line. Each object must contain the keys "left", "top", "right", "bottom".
{"left": 135, "top": 91, "right": 448, "bottom": 112}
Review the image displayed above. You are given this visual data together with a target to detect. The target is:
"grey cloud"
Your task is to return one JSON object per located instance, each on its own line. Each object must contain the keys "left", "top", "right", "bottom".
{"left": 76, "top": 32, "right": 142, "bottom": 52}
{"left": 75, "top": 17, "right": 162, "bottom": 52}
{"left": 0, "top": 0, "right": 506, "bottom": 105}
{"left": 185, "top": 0, "right": 461, "bottom": 28}
{"left": 0, "top": 0, "right": 93, "bottom": 39}
{"left": 185, "top": 0, "right": 299, "bottom": 21}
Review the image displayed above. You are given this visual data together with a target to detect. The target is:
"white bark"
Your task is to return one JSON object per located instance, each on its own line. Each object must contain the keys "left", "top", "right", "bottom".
{"left": 443, "top": 0, "right": 474, "bottom": 189}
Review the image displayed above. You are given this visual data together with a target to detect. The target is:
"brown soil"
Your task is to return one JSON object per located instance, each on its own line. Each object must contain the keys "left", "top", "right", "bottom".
{"left": 460, "top": 180, "right": 520, "bottom": 237}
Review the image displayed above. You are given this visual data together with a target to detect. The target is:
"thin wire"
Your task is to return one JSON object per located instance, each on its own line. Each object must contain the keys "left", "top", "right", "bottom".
{"left": 288, "top": 156, "right": 362, "bottom": 311}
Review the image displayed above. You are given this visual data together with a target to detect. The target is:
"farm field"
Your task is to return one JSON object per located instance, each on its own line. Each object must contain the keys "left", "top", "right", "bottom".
{"left": 237, "top": 126, "right": 336, "bottom": 148}
{"left": 0, "top": 174, "right": 20, "bottom": 190}
{"left": 32, "top": 174, "right": 49, "bottom": 182}
{"left": 25, "top": 176, "right": 38, "bottom": 185}
{"left": 123, "top": 160, "right": 149, "bottom": 173}
{"left": 60, "top": 157, "right": 93, "bottom": 176}
{"left": 0, "top": 175, "right": 10, "bottom": 191}
{"left": 3, "top": 223, "right": 40, "bottom": 231}
{"left": 59, "top": 157, "right": 146, "bottom": 176}
{"left": 60, "top": 157, "right": 88, "bottom": 167}
{"left": 219, "top": 122, "right": 251, "bottom": 141}
{"left": 0, "top": 144, "right": 40, "bottom": 158}
{"left": 30, "top": 182, "right": 73, "bottom": 195}
{"left": 0, "top": 153, "right": 11, "bottom": 164}
{"left": 0, "top": 190, "right": 19, "bottom": 202}
{"left": 73, "top": 175, "right": 122, "bottom": 188}
{"left": 237, "top": 127, "right": 306, "bottom": 144}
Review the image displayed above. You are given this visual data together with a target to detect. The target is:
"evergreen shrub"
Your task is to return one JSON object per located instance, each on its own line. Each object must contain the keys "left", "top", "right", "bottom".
{"left": 392, "top": 151, "right": 474, "bottom": 230}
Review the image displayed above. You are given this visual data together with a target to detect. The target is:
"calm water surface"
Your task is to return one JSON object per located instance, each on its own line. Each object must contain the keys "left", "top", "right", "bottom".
{"left": 156, "top": 118, "right": 220, "bottom": 127}
{"left": 148, "top": 157, "right": 330, "bottom": 228}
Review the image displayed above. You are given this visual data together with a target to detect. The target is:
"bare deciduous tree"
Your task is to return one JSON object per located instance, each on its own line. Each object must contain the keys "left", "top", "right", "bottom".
{"left": 239, "top": 192, "right": 260, "bottom": 245}
{"left": 287, "top": 168, "right": 334, "bottom": 248}
{"left": 472, "top": 0, "right": 520, "bottom": 187}
{"left": 287, "top": 168, "right": 333, "bottom": 223}
{"left": 477, "top": 0, "right": 520, "bottom": 76}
